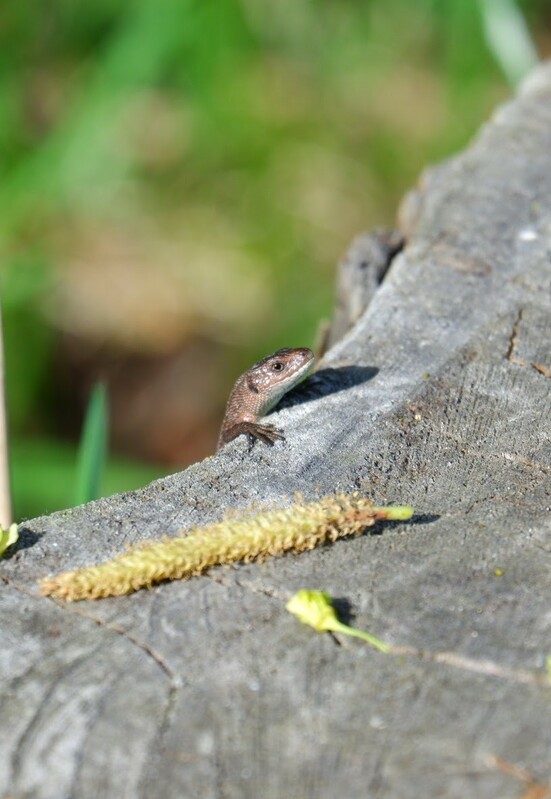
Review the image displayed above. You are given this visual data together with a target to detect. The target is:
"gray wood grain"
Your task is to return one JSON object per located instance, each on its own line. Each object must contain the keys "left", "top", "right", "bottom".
{"left": 1, "top": 64, "right": 551, "bottom": 799}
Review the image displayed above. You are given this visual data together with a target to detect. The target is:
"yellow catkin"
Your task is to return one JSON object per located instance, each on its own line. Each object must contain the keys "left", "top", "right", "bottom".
{"left": 39, "top": 494, "right": 413, "bottom": 601}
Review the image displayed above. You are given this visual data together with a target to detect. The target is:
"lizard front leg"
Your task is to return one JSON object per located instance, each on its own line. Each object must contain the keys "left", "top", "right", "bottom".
{"left": 220, "top": 421, "right": 284, "bottom": 447}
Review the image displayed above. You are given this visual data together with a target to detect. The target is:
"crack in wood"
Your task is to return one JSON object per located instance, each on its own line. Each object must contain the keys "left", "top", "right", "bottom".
{"left": 505, "top": 308, "right": 551, "bottom": 378}
{"left": 2, "top": 560, "right": 548, "bottom": 705}
{"left": 389, "top": 645, "right": 548, "bottom": 688}
{"left": 444, "top": 493, "right": 536, "bottom": 517}
{"left": 51, "top": 599, "right": 179, "bottom": 686}
{"left": 505, "top": 309, "right": 523, "bottom": 361}
{"left": 9, "top": 642, "right": 108, "bottom": 787}
{"left": 0, "top": 574, "right": 177, "bottom": 687}
{"left": 442, "top": 429, "right": 550, "bottom": 473}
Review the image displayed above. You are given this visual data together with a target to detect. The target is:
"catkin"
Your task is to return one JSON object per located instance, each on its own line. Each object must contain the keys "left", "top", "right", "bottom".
{"left": 39, "top": 494, "right": 412, "bottom": 601}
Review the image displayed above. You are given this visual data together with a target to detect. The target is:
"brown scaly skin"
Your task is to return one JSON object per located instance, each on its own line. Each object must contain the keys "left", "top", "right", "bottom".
{"left": 217, "top": 347, "right": 315, "bottom": 451}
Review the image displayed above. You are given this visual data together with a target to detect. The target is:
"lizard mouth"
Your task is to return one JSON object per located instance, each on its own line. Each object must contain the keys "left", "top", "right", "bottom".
{"left": 294, "top": 355, "right": 315, "bottom": 382}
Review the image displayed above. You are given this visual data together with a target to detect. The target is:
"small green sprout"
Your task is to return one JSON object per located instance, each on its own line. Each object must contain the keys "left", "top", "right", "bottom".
{"left": 0, "top": 523, "right": 19, "bottom": 559}
{"left": 286, "top": 589, "right": 390, "bottom": 653}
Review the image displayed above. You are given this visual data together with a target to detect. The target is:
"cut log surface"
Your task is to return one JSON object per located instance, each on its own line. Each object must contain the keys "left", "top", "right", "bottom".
{"left": 2, "top": 66, "right": 551, "bottom": 799}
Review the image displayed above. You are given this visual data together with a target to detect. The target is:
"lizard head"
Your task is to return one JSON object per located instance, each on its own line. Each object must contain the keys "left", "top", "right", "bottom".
{"left": 247, "top": 347, "right": 315, "bottom": 413}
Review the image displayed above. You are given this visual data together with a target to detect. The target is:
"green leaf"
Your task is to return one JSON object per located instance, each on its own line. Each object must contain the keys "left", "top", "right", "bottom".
{"left": 0, "top": 523, "right": 18, "bottom": 558}
{"left": 74, "top": 382, "right": 108, "bottom": 506}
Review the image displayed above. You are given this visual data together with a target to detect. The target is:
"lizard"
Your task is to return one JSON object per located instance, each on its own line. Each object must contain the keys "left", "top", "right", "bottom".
{"left": 217, "top": 347, "right": 315, "bottom": 451}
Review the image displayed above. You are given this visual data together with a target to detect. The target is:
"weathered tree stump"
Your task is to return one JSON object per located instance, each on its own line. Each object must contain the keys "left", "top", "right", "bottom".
{"left": 1, "top": 65, "right": 550, "bottom": 799}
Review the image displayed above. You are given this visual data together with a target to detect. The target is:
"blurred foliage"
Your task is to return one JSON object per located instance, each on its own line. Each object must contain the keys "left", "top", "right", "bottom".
{"left": 11, "top": 438, "right": 164, "bottom": 521}
{"left": 0, "top": 0, "right": 548, "bottom": 519}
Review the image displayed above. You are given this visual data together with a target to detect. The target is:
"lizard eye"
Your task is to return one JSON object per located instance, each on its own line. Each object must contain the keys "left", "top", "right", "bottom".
{"left": 271, "top": 361, "right": 284, "bottom": 372}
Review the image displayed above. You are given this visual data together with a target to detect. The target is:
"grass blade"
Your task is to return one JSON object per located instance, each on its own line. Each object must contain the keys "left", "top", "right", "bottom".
{"left": 479, "top": 0, "right": 538, "bottom": 85}
{"left": 74, "top": 382, "right": 108, "bottom": 506}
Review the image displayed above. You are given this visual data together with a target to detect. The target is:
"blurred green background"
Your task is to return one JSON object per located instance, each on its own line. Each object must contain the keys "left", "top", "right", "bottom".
{"left": 1, "top": 0, "right": 549, "bottom": 520}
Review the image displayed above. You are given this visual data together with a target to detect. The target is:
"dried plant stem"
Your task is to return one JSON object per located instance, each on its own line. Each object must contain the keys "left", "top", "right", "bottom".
{"left": 40, "top": 494, "right": 413, "bottom": 601}
{"left": 0, "top": 302, "right": 12, "bottom": 528}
